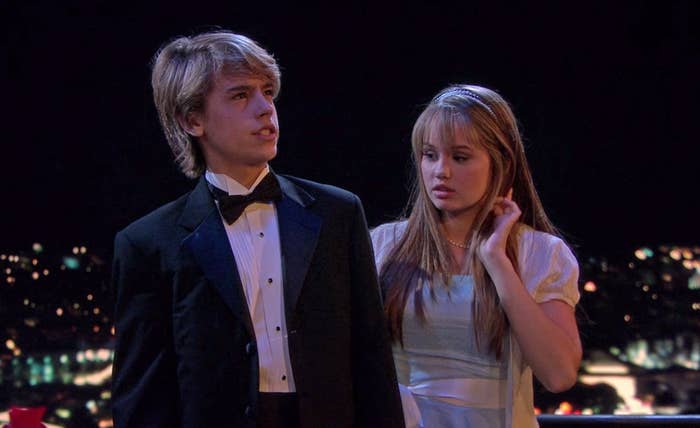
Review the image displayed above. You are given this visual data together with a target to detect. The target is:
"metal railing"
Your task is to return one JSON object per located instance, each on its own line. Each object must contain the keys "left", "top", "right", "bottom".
{"left": 538, "top": 415, "right": 700, "bottom": 427}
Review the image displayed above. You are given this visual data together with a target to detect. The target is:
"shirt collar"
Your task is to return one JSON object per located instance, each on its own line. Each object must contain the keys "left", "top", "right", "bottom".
{"left": 204, "top": 166, "right": 270, "bottom": 196}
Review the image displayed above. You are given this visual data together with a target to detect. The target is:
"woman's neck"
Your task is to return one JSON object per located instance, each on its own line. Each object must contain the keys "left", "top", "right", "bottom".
{"left": 440, "top": 210, "right": 476, "bottom": 244}
{"left": 440, "top": 211, "right": 477, "bottom": 274}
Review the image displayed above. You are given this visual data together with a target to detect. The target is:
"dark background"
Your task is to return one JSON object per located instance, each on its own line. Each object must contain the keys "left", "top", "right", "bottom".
{"left": 3, "top": 1, "right": 698, "bottom": 259}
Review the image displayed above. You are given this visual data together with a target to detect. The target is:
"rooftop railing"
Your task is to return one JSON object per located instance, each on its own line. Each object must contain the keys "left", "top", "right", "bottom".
{"left": 538, "top": 415, "right": 700, "bottom": 427}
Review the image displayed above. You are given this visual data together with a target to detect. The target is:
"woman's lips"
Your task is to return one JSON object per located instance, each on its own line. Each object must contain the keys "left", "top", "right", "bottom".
{"left": 432, "top": 185, "right": 455, "bottom": 199}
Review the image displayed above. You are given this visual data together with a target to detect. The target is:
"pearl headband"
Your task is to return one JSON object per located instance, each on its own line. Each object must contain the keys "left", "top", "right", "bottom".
{"left": 436, "top": 87, "right": 496, "bottom": 118}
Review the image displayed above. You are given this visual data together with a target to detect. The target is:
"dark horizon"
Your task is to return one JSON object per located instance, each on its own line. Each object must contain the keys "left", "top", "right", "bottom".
{"left": 3, "top": 2, "right": 698, "bottom": 259}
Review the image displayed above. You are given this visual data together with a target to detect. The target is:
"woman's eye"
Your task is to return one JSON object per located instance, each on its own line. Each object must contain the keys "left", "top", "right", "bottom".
{"left": 422, "top": 151, "right": 436, "bottom": 160}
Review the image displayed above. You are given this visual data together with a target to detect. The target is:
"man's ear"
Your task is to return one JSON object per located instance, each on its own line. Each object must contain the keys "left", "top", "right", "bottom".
{"left": 177, "top": 111, "right": 205, "bottom": 137}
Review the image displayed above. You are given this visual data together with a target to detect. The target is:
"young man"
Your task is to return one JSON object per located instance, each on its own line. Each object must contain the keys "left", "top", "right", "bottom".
{"left": 111, "top": 30, "right": 404, "bottom": 428}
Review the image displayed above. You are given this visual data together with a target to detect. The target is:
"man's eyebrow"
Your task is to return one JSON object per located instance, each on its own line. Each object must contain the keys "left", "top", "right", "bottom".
{"left": 224, "top": 82, "right": 275, "bottom": 93}
{"left": 224, "top": 85, "right": 253, "bottom": 93}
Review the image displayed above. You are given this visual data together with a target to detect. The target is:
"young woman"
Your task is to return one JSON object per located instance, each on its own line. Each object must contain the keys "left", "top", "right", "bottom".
{"left": 371, "top": 84, "right": 582, "bottom": 427}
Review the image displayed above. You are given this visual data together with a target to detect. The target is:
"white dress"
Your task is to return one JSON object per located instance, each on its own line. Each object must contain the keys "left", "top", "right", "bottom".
{"left": 371, "top": 221, "right": 580, "bottom": 428}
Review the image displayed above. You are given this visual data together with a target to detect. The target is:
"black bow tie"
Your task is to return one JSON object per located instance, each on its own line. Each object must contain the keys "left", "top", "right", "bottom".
{"left": 210, "top": 173, "right": 283, "bottom": 224}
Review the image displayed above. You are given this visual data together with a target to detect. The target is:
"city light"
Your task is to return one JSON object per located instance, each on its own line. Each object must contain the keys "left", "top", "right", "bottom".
{"left": 62, "top": 256, "right": 80, "bottom": 270}
{"left": 584, "top": 281, "right": 597, "bottom": 292}
{"left": 634, "top": 247, "right": 654, "bottom": 260}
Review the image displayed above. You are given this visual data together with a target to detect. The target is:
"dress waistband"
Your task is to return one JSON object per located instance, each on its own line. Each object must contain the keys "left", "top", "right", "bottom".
{"left": 407, "top": 377, "right": 507, "bottom": 409}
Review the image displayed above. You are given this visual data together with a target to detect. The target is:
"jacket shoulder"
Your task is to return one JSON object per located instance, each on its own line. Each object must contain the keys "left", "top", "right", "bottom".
{"left": 279, "top": 174, "right": 359, "bottom": 205}
{"left": 116, "top": 192, "right": 191, "bottom": 251}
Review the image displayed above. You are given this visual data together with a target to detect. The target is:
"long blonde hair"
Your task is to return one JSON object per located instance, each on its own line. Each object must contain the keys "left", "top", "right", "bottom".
{"left": 380, "top": 84, "right": 558, "bottom": 358}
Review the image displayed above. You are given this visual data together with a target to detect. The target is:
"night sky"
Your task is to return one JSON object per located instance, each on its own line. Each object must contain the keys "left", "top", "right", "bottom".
{"left": 3, "top": 2, "right": 698, "bottom": 259}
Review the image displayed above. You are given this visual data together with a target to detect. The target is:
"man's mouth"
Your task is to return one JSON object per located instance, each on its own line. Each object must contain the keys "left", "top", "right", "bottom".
{"left": 255, "top": 125, "right": 276, "bottom": 136}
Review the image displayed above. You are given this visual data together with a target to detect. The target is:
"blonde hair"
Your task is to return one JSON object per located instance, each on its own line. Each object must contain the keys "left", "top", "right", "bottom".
{"left": 151, "top": 30, "right": 281, "bottom": 178}
{"left": 380, "top": 84, "right": 558, "bottom": 357}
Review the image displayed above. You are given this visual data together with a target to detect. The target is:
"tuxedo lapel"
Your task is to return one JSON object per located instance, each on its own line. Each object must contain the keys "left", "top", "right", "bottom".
{"left": 276, "top": 176, "right": 322, "bottom": 323}
{"left": 179, "top": 177, "right": 253, "bottom": 335}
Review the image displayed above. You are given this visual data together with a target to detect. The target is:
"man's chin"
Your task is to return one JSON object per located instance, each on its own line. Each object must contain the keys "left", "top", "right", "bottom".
{"left": 263, "top": 146, "right": 278, "bottom": 162}
{"left": 247, "top": 152, "right": 277, "bottom": 168}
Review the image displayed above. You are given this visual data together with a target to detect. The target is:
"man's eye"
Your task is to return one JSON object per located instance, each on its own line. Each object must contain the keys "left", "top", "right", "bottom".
{"left": 264, "top": 89, "right": 275, "bottom": 96}
{"left": 232, "top": 92, "right": 247, "bottom": 100}
{"left": 454, "top": 156, "right": 468, "bottom": 162}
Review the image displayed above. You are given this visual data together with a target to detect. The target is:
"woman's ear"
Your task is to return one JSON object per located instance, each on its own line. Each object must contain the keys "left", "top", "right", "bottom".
{"left": 498, "top": 158, "right": 515, "bottom": 198}
{"left": 177, "top": 111, "right": 205, "bottom": 137}
{"left": 502, "top": 158, "right": 514, "bottom": 196}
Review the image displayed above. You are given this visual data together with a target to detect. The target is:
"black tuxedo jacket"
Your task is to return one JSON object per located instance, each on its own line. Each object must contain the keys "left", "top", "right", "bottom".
{"left": 111, "top": 174, "right": 404, "bottom": 428}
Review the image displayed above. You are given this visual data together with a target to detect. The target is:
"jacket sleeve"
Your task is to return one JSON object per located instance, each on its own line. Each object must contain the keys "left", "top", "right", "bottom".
{"left": 349, "top": 195, "right": 406, "bottom": 427}
{"left": 111, "top": 230, "right": 179, "bottom": 428}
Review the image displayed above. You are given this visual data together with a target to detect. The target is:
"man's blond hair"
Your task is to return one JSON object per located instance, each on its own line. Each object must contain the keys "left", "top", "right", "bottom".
{"left": 151, "top": 31, "right": 281, "bottom": 178}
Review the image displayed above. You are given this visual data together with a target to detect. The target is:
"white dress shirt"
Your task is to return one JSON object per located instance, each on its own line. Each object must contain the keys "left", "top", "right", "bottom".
{"left": 205, "top": 166, "right": 296, "bottom": 393}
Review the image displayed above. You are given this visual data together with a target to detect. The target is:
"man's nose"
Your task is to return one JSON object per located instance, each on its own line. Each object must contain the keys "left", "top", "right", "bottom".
{"left": 253, "top": 91, "right": 274, "bottom": 118}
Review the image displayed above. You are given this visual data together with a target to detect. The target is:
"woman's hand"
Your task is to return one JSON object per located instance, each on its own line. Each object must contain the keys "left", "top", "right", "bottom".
{"left": 477, "top": 189, "right": 521, "bottom": 265}
{"left": 476, "top": 190, "right": 582, "bottom": 392}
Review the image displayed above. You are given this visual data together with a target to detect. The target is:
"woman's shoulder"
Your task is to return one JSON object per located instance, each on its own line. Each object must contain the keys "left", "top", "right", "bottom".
{"left": 515, "top": 224, "right": 573, "bottom": 260}
{"left": 370, "top": 220, "right": 408, "bottom": 262}
{"left": 371, "top": 220, "right": 408, "bottom": 240}
{"left": 515, "top": 224, "right": 580, "bottom": 305}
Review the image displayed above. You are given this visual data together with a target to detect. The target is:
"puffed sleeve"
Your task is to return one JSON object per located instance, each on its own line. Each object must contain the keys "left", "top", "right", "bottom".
{"left": 517, "top": 227, "right": 580, "bottom": 308}
{"left": 370, "top": 221, "right": 407, "bottom": 268}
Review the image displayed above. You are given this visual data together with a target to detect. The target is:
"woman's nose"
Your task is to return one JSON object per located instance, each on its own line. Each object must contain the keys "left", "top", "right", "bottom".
{"left": 435, "top": 158, "right": 450, "bottom": 179}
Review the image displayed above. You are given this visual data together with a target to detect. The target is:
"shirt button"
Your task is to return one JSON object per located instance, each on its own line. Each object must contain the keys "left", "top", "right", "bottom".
{"left": 281, "top": 375, "right": 287, "bottom": 381}
{"left": 267, "top": 278, "right": 273, "bottom": 284}
{"left": 258, "top": 232, "right": 264, "bottom": 238}
{"left": 276, "top": 326, "right": 281, "bottom": 331}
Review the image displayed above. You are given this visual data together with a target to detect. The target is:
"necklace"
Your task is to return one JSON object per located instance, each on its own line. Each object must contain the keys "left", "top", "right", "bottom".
{"left": 445, "top": 236, "right": 468, "bottom": 249}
